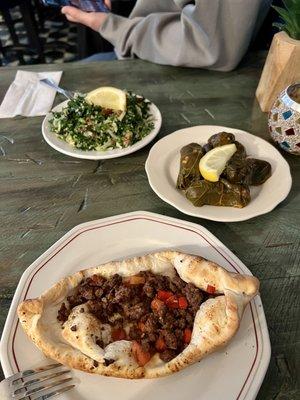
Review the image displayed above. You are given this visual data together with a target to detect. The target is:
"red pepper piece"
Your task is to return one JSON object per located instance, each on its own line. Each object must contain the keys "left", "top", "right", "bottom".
{"left": 138, "top": 321, "right": 146, "bottom": 333}
{"left": 178, "top": 296, "right": 188, "bottom": 309}
{"left": 132, "top": 341, "right": 151, "bottom": 366}
{"left": 155, "top": 337, "right": 166, "bottom": 352}
{"left": 165, "top": 295, "right": 179, "bottom": 309}
{"left": 206, "top": 284, "right": 216, "bottom": 294}
{"left": 151, "top": 298, "right": 165, "bottom": 312}
{"left": 112, "top": 328, "right": 127, "bottom": 341}
{"left": 157, "top": 290, "right": 173, "bottom": 302}
{"left": 183, "top": 328, "right": 192, "bottom": 344}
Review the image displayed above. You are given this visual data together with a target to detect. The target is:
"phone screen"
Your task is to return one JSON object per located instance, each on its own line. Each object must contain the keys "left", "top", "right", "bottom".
{"left": 41, "top": 0, "right": 109, "bottom": 12}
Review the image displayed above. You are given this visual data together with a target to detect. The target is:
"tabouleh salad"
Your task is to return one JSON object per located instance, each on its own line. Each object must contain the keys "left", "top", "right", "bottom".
{"left": 49, "top": 91, "right": 155, "bottom": 151}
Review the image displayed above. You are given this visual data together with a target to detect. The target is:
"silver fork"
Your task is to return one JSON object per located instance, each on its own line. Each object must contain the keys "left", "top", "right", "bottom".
{"left": 0, "top": 363, "right": 75, "bottom": 399}
{"left": 39, "top": 78, "right": 78, "bottom": 100}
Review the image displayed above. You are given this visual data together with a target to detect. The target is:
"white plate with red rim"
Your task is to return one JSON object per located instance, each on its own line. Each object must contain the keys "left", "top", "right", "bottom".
{"left": 145, "top": 125, "right": 292, "bottom": 222}
{"left": 0, "top": 211, "right": 270, "bottom": 400}
{"left": 42, "top": 99, "right": 162, "bottom": 160}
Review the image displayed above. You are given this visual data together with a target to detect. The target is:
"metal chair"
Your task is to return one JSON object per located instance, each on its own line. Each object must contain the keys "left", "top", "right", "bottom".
{"left": 0, "top": 0, "right": 45, "bottom": 64}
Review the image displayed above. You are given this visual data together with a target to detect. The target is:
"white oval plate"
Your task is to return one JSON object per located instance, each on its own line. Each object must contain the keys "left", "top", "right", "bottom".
{"left": 0, "top": 211, "right": 270, "bottom": 400}
{"left": 42, "top": 99, "right": 162, "bottom": 160}
{"left": 145, "top": 125, "right": 292, "bottom": 222}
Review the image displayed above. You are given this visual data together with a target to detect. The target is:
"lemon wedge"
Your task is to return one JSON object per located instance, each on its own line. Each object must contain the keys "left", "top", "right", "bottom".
{"left": 199, "top": 143, "right": 237, "bottom": 182}
{"left": 85, "top": 86, "right": 127, "bottom": 119}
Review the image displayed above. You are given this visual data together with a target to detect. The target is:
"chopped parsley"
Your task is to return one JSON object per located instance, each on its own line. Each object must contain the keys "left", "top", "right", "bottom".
{"left": 49, "top": 92, "right": 155, "bottom": 151}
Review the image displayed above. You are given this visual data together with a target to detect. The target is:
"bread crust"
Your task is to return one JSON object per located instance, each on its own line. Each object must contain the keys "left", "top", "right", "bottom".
{"left": 17, "top": 251, "right": 259, "bottom": 378}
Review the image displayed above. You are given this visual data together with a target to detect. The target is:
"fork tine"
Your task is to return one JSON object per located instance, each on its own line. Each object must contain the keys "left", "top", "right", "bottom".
{"left": 9, "top": 364, "right": 62, "bottom": 384}
{"left": 13, "top": 370, "right": 70, "bottom": 394}
{"left": 16, "top": 377, "right": 73, "bottom": 398}
{"left": 30, "top": 384, "right": 75, "bottom": 400}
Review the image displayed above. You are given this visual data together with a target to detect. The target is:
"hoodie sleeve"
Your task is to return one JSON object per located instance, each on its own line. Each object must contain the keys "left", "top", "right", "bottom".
{"left": 99, "top": 0, "right": 269, "bottom": 71}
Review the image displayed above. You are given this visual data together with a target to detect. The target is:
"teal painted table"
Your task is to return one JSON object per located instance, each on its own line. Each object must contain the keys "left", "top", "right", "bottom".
{"left": 0, "top": 53, "right": 299, "bottom": 399}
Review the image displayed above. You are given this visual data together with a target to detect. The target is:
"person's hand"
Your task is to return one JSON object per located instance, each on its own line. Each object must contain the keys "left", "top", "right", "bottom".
{"left": 61, "top": 1, "right": 111, "bottom": 32}
{"left": 104, "top": 0, "right": 111, "bottom": 9}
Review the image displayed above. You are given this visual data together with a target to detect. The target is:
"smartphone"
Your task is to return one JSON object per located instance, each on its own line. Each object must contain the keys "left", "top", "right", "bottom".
{"left": 40, "top": 0, "right": 109, "bottom": 13}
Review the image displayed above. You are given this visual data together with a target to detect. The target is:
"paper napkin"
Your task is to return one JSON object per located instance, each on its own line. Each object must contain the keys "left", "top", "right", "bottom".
{"left": 0, "top": 70, "right": 63, "bottom": 118}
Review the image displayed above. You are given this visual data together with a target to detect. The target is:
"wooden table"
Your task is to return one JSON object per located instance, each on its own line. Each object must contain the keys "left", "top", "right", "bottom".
{"left": 0, "top": 53, "right": 299, "bottom": 399}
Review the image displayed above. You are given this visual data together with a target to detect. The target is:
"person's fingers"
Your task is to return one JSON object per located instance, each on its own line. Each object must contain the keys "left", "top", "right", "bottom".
{"left": 61, "top": 6, "right": 106, "bottom": 31}
{"left": 61, "top": 6, "right": 92, "bottom": 27}
{"left": 104, "top": 0, "right": 111, "bottom": 10}
{"left": 63, "top": 14, "right": 77, "bottom": 23}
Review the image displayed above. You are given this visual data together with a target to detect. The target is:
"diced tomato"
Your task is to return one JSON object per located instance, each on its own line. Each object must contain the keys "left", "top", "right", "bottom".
{"left": 112, "top": 328, "right": 126, "bottom": 341}
{"left": 138, "top": 321, "right": 146, "bottom": 333}
{"left": 151, "top": 298, "right": 165, "bottom": 312}
{"left": 132, "top": 341, "right": 151, "bottom": 367}
{"left": 183, "top": 328, "right": 192, "bottom": 344}
{"left": 178, "top": 296, "right": 188, "bottom": 309}
{"left": 157, "top": 290, "right": 173, "bottom": 302}
{"left": 155, "top": 337, "right": 166, "bottom": 352}
{"left": 165, "top": 295, "right": 179, "bottom": 309}
{"left": 206, "top": 284, "right": 216, "bottom": 294}
{"left": 123, "top": 275, "right": 146, "bottom": 285}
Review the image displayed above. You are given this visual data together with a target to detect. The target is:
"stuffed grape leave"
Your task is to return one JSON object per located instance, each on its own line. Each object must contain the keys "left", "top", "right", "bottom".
{"left": 224, "top": 157, "right": 271, "bottom": 185}
{"left": 223, "top": 146, "right": 248, "bottom": 184}
{"left": 185, "top": 178, "right": 251, "bottom": 208}
{"left": 176, "top": 143, "right": 204, "bottom": 190}
{"left": 208, "top": 132, "right": 236, "bottom": 147}
{"left": 242, "top": 158, "right": 272, "bottom": 185}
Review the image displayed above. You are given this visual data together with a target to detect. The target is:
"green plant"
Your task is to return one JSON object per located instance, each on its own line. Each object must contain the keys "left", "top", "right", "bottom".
{"left": 272, "top": 0, "right": 300, "bottom": 40}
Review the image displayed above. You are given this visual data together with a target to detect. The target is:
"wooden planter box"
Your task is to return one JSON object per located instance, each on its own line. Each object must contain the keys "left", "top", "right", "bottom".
{"left": 256, "top": 31, "right": 300, "bottom": 112}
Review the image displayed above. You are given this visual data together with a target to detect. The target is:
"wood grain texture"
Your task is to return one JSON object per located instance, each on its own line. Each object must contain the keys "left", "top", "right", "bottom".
{"left": 256, "top": 32, "right": 300, "bottom": 112}
{"left": 0, "top": 52, "right": 299, "bottom": 399}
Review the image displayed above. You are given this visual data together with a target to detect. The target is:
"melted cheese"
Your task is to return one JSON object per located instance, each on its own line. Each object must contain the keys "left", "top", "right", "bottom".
{"left": 104, "top": 341, "right": 137, "bottom": 367}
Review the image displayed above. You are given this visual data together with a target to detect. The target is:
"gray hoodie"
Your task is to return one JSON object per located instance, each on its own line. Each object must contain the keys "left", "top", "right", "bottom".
{"left": 99, "top": 0, "right": 271, "bottom": 71}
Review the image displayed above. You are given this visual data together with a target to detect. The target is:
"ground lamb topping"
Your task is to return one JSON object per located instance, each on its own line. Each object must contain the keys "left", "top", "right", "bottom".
{"left": 57, "top": 271, "right": 208, "bottom": 364}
